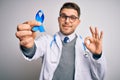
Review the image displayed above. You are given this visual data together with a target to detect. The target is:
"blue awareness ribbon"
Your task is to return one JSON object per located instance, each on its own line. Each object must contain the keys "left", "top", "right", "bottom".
{"left": 32, "top": 10, "right": 45, "bottom": 32}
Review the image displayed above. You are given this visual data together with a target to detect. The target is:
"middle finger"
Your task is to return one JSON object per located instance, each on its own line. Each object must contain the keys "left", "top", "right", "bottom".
{"left": 95, "top": 27, "right": 99, "bottom": 39}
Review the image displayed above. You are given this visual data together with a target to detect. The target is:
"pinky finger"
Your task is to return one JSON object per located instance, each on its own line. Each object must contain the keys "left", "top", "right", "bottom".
{"left": 100, "top": 31, "right": 103, "bottom": 40}
{"left": 20, "top": 37, "right": 33, "bottom": 47}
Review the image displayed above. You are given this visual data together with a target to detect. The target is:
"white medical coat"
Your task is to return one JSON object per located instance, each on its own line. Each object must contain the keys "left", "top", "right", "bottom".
{"left": 23, "top": 32, "right": 106, "bottom": 80}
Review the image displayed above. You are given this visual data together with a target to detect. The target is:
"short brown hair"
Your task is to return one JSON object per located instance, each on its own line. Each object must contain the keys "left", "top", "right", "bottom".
{"left": 59, "top": 2, "right": 81, "bottom": 17}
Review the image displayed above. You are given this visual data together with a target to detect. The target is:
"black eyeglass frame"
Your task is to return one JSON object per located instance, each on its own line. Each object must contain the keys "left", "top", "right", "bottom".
{"left": 59, "top": 13, "right": 79, "bottom": 22}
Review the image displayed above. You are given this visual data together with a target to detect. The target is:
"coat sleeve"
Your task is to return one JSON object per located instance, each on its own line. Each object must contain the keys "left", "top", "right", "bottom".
{"left": 21, "top": 34, "right": 51, "bottom": 61}
{"left": 20, "top": 43, "right": 36, "bottom": 59}
{"left": 89, "top": 52, "right": 107, "bottom": 80}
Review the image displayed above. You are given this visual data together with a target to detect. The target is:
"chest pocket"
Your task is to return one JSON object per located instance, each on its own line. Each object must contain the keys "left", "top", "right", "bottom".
{"left": 49, "top": 34, "right": 61, "bottom": 63}
{"left": 50, "top": 41, "right": 60, "bottom": 63}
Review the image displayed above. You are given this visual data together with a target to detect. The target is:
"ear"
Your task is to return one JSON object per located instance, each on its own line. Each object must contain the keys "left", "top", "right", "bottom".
{"left": 58, "top": 17, "right": 60, "bottom": 22}
{"left": 76, "top": 19, "right": 81, "bottom": 27}
{"left": 78, "top": 19, "right": 81, "bottom": 25}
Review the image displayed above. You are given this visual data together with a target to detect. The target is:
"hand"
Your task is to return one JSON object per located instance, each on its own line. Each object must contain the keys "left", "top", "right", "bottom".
{"left": 15, "top": 20, "right": 41, "bottom": 48}
{"left": 84, "top": 26, "right": 103, "bottom": 55}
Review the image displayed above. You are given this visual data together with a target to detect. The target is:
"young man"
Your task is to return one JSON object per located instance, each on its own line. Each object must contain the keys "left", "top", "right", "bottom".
{"left": 16, "top": 2, "right": 106, "bottom": 80}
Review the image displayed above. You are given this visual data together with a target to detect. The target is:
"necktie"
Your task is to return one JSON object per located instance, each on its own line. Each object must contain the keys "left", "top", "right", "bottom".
{"left": 64, "top": 37, "right": 69, "bottom": 43}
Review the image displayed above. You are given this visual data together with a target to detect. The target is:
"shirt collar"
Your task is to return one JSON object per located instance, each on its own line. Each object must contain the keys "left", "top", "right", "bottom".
{"left": 58, "top": 32, "right": 76, "bottom": 42}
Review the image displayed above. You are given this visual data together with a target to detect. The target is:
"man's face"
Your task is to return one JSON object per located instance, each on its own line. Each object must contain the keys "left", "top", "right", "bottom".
{"left": 58, "top": 8, "right": 80, "bottom": 35}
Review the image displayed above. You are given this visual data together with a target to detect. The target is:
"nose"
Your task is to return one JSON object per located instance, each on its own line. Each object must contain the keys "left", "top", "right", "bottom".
{"left": 65, "top": 17, "right": 70, "bottom": 23}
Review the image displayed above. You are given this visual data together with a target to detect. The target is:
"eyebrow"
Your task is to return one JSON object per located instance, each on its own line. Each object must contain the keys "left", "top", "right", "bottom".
{"left": 60, "top": 13, "right": 78, "bottom": 17}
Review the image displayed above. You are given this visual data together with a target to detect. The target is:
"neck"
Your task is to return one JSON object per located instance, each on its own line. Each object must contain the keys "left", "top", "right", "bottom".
{"left": 58, "top": 31, "right": 76, "bottom": 42}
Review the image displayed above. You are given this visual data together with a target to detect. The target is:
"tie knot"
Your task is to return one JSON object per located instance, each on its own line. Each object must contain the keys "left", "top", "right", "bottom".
{"left": 64, "top": 37, "right": 69, "bottom": 43}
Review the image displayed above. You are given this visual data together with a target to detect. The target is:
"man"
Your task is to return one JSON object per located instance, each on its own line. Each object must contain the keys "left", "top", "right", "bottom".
{"left": 16, "top": 2, "right": 106, "bottom": 80}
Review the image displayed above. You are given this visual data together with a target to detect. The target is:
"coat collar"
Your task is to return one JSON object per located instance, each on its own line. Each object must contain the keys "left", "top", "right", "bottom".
{"left": 53, "top": 32, "right": 86, "bottom": 51}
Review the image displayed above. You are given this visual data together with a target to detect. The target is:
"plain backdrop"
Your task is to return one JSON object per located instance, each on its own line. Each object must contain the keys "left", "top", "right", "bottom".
{"left": 0, "top": 0, "right": 120, "bottom": 80}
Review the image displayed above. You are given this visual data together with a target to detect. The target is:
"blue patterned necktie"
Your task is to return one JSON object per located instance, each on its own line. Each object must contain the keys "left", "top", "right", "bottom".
{"left": 64, "top": 37, "right": 69, "bottom": 43}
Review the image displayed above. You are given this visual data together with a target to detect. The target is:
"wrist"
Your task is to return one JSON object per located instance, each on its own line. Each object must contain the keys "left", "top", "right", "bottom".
{"left": 93, "top": 52, "right": 102, "bottom": 60}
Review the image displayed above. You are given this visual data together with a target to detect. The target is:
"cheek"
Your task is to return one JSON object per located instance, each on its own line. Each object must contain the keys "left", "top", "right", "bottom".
{"left": 58, "top": 18, "right": 62, "bottom": 27}
{"left": 73, "top": 21, "right": 80, "bottom": 29}
{"left": 74, "top": 25, "right": 77, "bottom": 30}
{"left": 72, "top": 24, "right": 78, "bottom": 30}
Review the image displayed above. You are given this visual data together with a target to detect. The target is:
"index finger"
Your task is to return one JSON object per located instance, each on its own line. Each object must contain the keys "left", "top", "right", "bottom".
{"left": 23, "top": 20, "right": 41, "bottom": 27}
{"left": 100, "top": 31, "right": 103, "bottom": 40}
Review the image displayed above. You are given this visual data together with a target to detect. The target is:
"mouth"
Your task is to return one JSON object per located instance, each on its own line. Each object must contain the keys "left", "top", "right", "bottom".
{"left": 62, "top": 25, "right": 72, "bottom": 29}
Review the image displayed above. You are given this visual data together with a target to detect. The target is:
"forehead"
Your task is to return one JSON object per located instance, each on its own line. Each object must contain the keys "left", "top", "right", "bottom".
{"left": 60, "top": 8, "right": 78, "bottom": 16}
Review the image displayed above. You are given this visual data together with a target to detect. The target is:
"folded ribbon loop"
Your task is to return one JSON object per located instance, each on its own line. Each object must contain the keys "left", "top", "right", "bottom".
{"left": 32, "top": 10, "right": 45, "bottom": 32}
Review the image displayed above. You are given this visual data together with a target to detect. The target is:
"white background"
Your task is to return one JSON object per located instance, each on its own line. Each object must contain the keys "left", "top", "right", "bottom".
{"left": 0, "top": 0, "right": 120, "bottom": 80}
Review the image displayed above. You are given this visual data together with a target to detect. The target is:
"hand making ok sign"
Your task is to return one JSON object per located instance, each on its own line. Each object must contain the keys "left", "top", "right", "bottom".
{"left": 84, "top": 27, "right": 103, "bottom": 55}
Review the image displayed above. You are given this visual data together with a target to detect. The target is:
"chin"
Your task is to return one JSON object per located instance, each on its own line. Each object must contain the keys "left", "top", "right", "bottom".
{"left": 62, "top": 31, "right": 73, "bottom": 35}
{"left": 60, "top": 29, "right": 74, "bottom": 35}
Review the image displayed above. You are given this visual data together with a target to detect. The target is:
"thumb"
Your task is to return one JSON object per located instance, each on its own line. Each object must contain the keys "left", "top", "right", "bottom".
{"left": 32, "top": 32, "right": 37, "bottom": 39}
{"left": 84, "top": 36, "right": 92, "bottom": 49}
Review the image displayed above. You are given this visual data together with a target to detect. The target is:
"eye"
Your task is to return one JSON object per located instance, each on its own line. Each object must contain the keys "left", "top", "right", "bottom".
{"left": 60, "top": 14, "right": 66, "bottom": 18}
{"left": 70, "top": 16, "right": 78, "bottom": 20}
{"left": 60, "top": 15, "right": 66, "bottom": 18}
{"left": 59, "top": 13, "right": 79, "bottom": 22}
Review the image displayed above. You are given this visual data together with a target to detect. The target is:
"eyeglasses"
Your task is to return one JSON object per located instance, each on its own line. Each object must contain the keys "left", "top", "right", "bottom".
{"left": 59, "top": 14, "right": 79, "bottom": 23}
